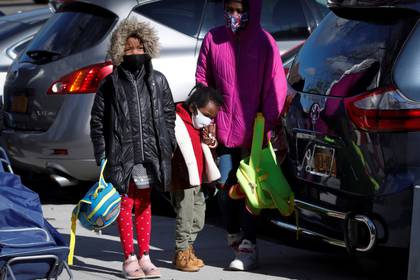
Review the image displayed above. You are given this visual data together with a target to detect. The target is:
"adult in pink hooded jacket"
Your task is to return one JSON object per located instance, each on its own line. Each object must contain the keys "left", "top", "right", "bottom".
{"left": 196, "top": 0, "right": 287, "bottom": 149}
{"left": 195, "top": 0, "right": 287, "bottom": 272}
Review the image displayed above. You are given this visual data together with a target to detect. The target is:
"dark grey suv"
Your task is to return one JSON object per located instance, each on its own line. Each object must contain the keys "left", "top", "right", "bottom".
{"left": 273, "top": 0, "right": 420, "bottom": 257}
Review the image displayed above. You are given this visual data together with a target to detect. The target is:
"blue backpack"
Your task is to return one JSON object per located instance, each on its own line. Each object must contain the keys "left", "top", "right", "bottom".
{"left": 68, "top": 160, "right": 121, "bottom": 265}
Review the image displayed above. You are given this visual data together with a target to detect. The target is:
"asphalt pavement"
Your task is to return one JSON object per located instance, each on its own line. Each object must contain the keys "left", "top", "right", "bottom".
{"left": 41, "top": 203, "right": 375, "bottom": 280}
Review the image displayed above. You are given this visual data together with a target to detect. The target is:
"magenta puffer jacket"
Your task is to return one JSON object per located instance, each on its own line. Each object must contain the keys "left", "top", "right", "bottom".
{"left": 196, "top": 0, "right": 287, "bottom": 148}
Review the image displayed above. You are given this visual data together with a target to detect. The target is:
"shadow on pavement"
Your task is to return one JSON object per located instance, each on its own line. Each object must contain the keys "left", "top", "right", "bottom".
{"left": 70, "top": 261, "right": 122, "bottom": 278}
{"left": 58, "top": 214, "right": 392, "bottom": 280}
{"left": 59, "top": 213, "right": 408, "bottom": 280}
{"left": 32, "top": 180, "right": 408, "bottom": 280}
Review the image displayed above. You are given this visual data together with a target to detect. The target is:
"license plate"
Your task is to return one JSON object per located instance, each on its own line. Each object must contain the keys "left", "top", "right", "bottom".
{"left": 310, "top": 145, "right": 336, "bottom": 177}
{"left": 296, "top": 133, "right": 337, "bottom": 177}
{"left": 303, "top": 144, "right": 336, "bottom": 177}
{"left": 10, "top": 96, "right": 28, "bottom": 113}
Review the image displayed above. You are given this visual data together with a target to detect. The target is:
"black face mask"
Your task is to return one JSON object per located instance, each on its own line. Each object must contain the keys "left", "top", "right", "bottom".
{"left": 121, "top": 54, "right": 148, "bottom": 73}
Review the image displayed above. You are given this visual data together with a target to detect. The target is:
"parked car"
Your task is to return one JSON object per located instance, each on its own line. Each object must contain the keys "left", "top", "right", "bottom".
{"left": 272, "top": 0, "right": 420, "bottom": 256}
{"left": 0, "top": 8, "right": 52, "bottom": 100}
{"left": 3, "top": 0, "right": 328, "bottom": 186}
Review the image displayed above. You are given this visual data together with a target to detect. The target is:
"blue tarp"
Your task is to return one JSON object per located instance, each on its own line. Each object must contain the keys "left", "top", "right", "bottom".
{"left": 0, "top": 173, "right": 45, "bottom": 233}
{"left": 0, "top": 172, "right": 69, "bottom": 279}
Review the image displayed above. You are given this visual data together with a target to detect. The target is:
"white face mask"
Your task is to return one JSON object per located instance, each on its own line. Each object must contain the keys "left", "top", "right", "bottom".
{"left": 192, "top": 108, "right": 212, "bottom": 129}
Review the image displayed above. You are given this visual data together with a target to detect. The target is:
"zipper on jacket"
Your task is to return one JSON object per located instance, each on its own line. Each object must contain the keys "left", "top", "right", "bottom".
{"left": 128, "top": 72, "right": 145, "bottom": 160}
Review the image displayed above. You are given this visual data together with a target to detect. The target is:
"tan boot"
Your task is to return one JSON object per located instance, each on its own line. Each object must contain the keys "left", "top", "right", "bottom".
{"left": 188, "top": 245, "right": 204, "bottom": 268}
{"left": 174, "top": 249, "right": 200, "bottom": 272}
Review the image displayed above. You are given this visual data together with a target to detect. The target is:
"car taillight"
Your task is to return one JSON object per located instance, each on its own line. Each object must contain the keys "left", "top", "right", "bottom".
{"left": 47, "top": 62, "right": 113, "bottom": 95}
{"left": 345, "top": 86, "right": 420, "bottom": 132}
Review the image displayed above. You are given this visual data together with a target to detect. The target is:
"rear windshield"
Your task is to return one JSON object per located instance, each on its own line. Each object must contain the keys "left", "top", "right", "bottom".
{"left": 23, "top": 3, "right": 116, "bottom": 61}
{"left": 288, "top": 12, "right": 417, "bottom": 96}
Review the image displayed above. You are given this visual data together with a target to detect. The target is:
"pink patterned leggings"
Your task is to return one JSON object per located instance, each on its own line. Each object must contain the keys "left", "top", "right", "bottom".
{"left": 117, "top": 181, "right": 151, "bottom": 259}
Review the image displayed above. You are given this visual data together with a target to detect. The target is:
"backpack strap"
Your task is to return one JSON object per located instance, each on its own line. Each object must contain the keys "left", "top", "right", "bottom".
{"left": 67, "top": 203, "right": 81, "bottom": 265}
{"left": 93, "top": 160, "right": 108, "bottom": 198}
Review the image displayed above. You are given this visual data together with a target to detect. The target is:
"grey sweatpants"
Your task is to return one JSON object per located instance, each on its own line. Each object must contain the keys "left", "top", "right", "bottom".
{"left": 171, "top": 186, "right": 206, "bottom": 251}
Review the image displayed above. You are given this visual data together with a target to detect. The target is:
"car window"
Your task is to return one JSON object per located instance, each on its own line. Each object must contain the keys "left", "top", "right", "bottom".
{"left": 134, "top": 0, "right": 205, "bottom": 37}
{"left": 24, "top": 3, "right": 116, "bottom": 60}
{"left": 198, "top": 0, "right": 223, "bottom": 39}
{"left": 394, "top": 23, "right": 420, "bottom": 102}
{"left": 265, "top": 0, "right": 309, "bottom": 40}
{"left": 199, "top": 0, "right": 309, "bottom": 40}
{"left": 304, "top": 0, "right": 329, "bottom": 32}
{"left": 288, "top": 13, "right": 417, "bottom": 96}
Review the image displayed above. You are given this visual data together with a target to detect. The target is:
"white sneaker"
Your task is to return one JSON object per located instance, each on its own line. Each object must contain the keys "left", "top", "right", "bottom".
{"left": 228, "top": 239, "right": 258, "bottom": 271}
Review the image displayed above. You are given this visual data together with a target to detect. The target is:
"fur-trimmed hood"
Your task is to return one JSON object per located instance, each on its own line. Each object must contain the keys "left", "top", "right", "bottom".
{"left": 108, "top": 18, "right": 160, "bottom": 66}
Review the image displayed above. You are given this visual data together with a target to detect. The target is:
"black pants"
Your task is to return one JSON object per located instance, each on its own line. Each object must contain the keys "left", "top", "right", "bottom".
{"left": 217, "top": 146, "right": 257, "bottom": 244}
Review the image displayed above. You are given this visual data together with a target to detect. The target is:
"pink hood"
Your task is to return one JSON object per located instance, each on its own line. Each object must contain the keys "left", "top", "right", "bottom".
{"left": 196, "top": 0, "right": 287, "bottom": 148}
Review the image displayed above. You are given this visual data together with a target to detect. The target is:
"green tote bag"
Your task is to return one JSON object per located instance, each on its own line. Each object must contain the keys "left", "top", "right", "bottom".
{"left": 235, "top": 113, "right": 295, "bottom": 216}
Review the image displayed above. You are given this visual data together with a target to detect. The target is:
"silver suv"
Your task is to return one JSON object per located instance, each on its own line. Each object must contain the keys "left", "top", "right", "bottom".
{"left": 3, "top": 0, "right": 328, "bottom": 185}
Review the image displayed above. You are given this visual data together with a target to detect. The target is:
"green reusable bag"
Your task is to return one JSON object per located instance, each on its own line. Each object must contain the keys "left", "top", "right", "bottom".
{"left": 236, "top": 113, "right": 295, "bottom": 216}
